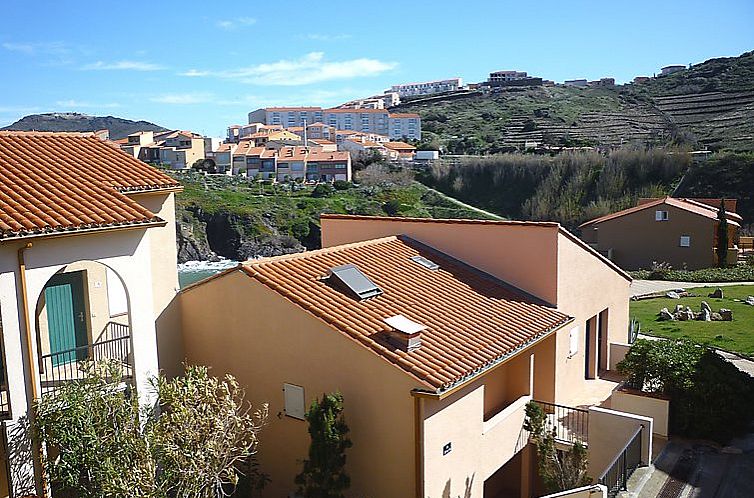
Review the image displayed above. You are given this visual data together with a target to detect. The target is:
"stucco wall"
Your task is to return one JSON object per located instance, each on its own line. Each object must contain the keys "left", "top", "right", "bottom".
{"left": 587, "top": 407, "right": 652, "bottom": 480}
{"left": 0, "top": 227, "right": 161, "bottom": 496}
{"left": 320, "top": 217, "right": 561, "bottom": 306}
{"left": 129, "top": 192, "right": 183, "bottom": 377}
{"left": 586, "top": 204, "right": 716, "bottom": 270}
{"left": 610, "top": 390, "right": 669, "bottom": 437}
{"left": 555, "top": 233, "right": 631, "bottom": 405}
{"left": 179, "top": 270, "right": 420, "bottom": 498}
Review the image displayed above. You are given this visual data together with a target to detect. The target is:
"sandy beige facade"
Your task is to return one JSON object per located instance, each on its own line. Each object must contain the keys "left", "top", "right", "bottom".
{"left": 177, "top": 215, "right": 635, "bottom": 498}
{"left": 580, "top": 199, "right": 740, "bottom": 270}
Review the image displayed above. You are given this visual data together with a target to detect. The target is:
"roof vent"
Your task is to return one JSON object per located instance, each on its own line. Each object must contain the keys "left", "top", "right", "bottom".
{"left": 410, "top": 255, "right": 439, "bottom": 271}
{"left": 384, "top": 315, "right": 424, "bottom": 352}
{"left": 328, "top": 264, "right": 382, "bottom": 300}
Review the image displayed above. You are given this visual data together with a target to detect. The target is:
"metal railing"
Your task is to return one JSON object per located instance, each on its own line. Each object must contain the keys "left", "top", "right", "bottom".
{"left": 39, "top": 322, "right": 132, "bottom": 396}
{"left": 598, "top": 425, "right": 644, "bottom": 498}
{"left": 534, "top": 400, "right": 589, "bottom": 445}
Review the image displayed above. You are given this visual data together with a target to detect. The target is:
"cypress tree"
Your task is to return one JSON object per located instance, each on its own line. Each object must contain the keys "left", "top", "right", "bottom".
{"left": 717, "top": 199, "right": 729, "bottom": 268}
{"left": 295, "top": 392, "right": 352, "bottom": 498}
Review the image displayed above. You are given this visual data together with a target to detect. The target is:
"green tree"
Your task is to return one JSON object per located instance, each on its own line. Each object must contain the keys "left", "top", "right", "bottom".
{"left": 717, "top": 199, "right": 729, "bottom": 268}
{"left": 34, "top": 361, "right": 268, "bottom": 498}
{"left": 295, "top": 392, "right": 352, "bottom": 498}
{"left": 524, "top": 402, "right": 589, "bottom": 493}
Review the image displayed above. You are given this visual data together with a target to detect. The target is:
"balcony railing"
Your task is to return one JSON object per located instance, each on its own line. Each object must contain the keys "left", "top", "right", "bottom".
{"left": 534, "top": 400, "right": 589, "bottom": 446}
{"left": 598, "top": 425, "right": 644, "bottom": 498}
{"left": 39, "top": 322, "right": 132, "bottom": 396}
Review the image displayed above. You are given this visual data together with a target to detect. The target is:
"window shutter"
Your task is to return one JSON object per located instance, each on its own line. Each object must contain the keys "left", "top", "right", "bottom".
{"left": 283, "top": 383, "right": 305, "bottom": 420}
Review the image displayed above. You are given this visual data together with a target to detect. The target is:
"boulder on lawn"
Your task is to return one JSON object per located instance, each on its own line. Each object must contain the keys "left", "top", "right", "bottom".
{"left": 746, "top": 296, "right": 754, "bottom": 306}
{"left": 701, "top": 301, "right": 712, "bottom": 313}
{"left": 702, "top": 308, "right": 711, "bottom": 321}
{"left": 720, "top": 308, "right": 733, "bottom": 321}
{"left": 711, "top": 312, "right": 723, "bottom": 321}
{"left": 666, "top": 291, "right": 681, "bottom": 299}
{"left": 684, "top": 307, "right": 695, "bottom": 321}
{"left": 708, "top": 288, "right": 724, "bottom": 299}
{"left": 658, "top": 307, "right": 675, "bottom": 321}
{"left": 674, "top": 304, "right": 684, "bottom": 313}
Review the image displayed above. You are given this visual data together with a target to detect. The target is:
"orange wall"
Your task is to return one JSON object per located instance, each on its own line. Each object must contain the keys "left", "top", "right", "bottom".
{"left": 179, "top": 270, "right": 420, "bottom": 498}
{"left": 584, "top": 205, "right": 717, "bottom": 270}
{"left": 555, "top": 233, "right": 630, "bottom": 405}
{"left": 321, "top": 217, "right": 560, "bottom": 305}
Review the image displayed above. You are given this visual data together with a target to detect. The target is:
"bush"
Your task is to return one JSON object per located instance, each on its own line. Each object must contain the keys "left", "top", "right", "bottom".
{"left": 628, "top": 265, "right": 754, "bottom": 282}
{"left": 312, "top": 184, "right": 334, "bottom": 198}
{"left": 332, "top": 180, "right": 351, "bottom": 191}
{"left": 618, "top": 339, "right": 754, "bottom": 442}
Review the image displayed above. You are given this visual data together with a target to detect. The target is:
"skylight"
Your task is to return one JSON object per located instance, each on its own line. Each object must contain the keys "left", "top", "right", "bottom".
{"left": 328, "top": 264, "right": 383, "bottom": 300}
{"left": 410, "top": 255, "right": 439, "bottom": 271}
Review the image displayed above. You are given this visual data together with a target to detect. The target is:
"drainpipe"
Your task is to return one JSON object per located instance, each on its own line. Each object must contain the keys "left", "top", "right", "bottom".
{"left": 16, "top": 242, "right": 47, "bottom": 498}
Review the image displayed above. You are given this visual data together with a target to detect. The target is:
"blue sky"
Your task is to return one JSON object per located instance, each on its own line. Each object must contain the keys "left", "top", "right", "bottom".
{"left": 1, "top": 0, "right": 752, "bottom": 136}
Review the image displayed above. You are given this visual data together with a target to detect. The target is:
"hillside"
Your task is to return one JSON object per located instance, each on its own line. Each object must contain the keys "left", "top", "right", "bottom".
{"left": 172, "top": 171, "right": 497, "bottom": 262}
{"left": 398, "top": 50, "right": 754, "bottom": 153}
{"left": 1, "top": 113, "right": 167, "bottom": 139}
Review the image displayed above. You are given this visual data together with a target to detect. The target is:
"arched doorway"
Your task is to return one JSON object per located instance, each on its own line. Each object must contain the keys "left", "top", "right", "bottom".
{"left": 34, "top": 261, "right": 133, "bottom": 396}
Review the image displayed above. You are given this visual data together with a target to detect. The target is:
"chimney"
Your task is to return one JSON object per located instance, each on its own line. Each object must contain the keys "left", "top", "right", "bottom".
{"left": 383, "top": 315, "right": 424, "bottom": 352}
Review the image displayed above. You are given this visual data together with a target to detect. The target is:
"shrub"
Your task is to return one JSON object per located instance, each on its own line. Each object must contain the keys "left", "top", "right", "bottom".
{"left": 627, "top": 265, "right": 754, "bottom": 282}
{"left": 332, "top": 180, "right": 351, "bottom": 191}
{"left": 382, "top": 199, "right": 402, "bottom": 216}
{"left": 618, "top": 339, "right": 754, "bottom": 442}
{"left": 312, "top": 184, "right": 334, "bottom": 198}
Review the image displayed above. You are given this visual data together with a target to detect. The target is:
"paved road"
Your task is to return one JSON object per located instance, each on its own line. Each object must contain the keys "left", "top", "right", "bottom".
{"left": 630, "top": 280, "right": 754, "bottom": 298}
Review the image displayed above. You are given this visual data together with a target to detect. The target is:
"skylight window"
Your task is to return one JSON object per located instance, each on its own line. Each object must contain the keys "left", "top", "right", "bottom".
{"left": 328, "top": 264, "right": 382, "bottom": 300}
{"left": 410, "top": 255, "right": 439, "bottom": 271}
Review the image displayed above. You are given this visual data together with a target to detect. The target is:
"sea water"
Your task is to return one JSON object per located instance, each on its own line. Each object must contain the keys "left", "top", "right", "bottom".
{"left": 177, "top": 259, "right": 239, "bottom": 288}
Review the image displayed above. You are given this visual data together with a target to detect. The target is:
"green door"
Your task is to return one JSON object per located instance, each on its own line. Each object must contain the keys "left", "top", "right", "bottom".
{"left": 45, "top": 271, "right": 88, "bottom": 366}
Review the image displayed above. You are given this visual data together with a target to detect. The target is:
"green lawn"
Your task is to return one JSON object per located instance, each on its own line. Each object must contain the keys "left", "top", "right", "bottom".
{"left": 630, "top": 285, "right": 754, "bottom": 356}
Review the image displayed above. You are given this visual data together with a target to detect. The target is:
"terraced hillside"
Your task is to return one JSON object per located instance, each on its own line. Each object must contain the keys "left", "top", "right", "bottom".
{"left": 399, "top": 50, "right": 754, "bottom": 153}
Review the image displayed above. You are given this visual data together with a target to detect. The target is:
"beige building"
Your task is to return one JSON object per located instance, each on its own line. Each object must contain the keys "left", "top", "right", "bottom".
{"left": 178, "top": 215, "right": 648, "bottom": 498}
{"left": 0, "top": 132, "right": 182, "bottom": 497}
{"left": 118, "top": 130, "right": 206, "bottom": 169}
{"left": 580, "top": 197, "right": 741, "bottom": 270}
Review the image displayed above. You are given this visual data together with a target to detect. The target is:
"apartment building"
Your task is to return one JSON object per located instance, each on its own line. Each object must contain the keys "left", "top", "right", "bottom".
{"left": 489, "top": 70, "right": 529, "bottom": 83}
{"left": 389, "top": 78, "right": 464, "bottom": 97}
{"left": 0, "top": 132, "right": 182, "bottom": 497}
{"left": 227, "top": 142, "right": 352, "bottom": 181}
{"left": 564, "top": 79, "right": 589, "bottom": 87}
{"left": 248, "top": 107, "right": 422, "bottom": 140}
{"left": 118, "top": 130, "right": 206, "bottom": 169}
{"left": 660, "top": 64, "right": 686, "bottom": 76}
{"left": 178, "top": 215, "right": 653, "bottom": 498}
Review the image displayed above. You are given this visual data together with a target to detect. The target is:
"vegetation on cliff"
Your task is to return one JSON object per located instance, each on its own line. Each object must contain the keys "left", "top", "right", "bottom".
{"left": 172, "top": 168, "right": 496, "bottom": 262}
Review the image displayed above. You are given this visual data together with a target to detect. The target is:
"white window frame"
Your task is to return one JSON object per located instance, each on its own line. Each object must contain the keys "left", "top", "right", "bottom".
{"left": 679, "top": 235, "right": 691, "bottom": 247}
{"left": 568, "top": 326, "right": 579, "bottom": 358}
{"left": 655, "top": 210, "right": 669, "bottom": 221}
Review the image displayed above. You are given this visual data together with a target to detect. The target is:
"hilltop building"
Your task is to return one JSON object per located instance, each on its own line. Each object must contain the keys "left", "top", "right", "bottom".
{"left": 389, "top": 78, "right": 463, "bottom": 98}
{"left": 247, "top": 107, "right": 421, "bottom": 140}
{"left": 660, "top": 64, "right": 686, "bottom": 76}
{"left": 117, "top": 130, "right": 206, "bottom": 169}
{"left": 0, "top": 132, "right": 182, "bottom": 497}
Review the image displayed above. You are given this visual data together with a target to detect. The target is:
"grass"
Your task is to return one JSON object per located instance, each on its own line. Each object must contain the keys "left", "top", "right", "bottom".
{"left": 630, "top": 285, "right": 754, "bottom": 356}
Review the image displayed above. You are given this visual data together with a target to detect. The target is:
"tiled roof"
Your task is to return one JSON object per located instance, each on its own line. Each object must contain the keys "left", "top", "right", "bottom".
{"left": 384, "top": 141, "right": 417, "bottom": 151}
{"left": 579, "top": 197, "right": 742, "bottom": 228}
{"left": 0, "top": 132, "right": 180, "bottom": 240}
{"left": 389, "top": 113, "right": 421, "bottom": 118}
{"left": 238, "top": 236, "right": 571, "bottom": 391}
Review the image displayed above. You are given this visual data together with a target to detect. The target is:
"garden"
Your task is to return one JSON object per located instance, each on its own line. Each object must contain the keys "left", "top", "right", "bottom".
{"left": 629, "top": 285, "right": 754, "bottom": 356}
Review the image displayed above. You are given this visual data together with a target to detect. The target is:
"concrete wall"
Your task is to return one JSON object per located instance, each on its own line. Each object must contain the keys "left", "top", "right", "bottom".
{"left": 587, "top": 407, "right": 652, "bottom": 480}
{"left": 584, "top": 204, "right": 717, "bottom": 270}
{"left": 179, "top": 270, "right": 420, "bottom": 498}
{"left": 610, "top": 390, "right": 669, "bottom": 437}
{"left": 608, "top": 343, "right": 631, "bottom": 371}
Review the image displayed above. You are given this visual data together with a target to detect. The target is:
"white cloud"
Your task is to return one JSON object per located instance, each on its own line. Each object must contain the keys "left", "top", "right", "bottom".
{"left": 182, "top": 52, "right": 397, "bottom": 86}
{"left": 82, "top": 60, "right": 164, "bottom": 71}
{"left": 180, "top": 69, "right": 210, "bottom": 77}
{"left": 2, "top": 41, "right": 71, "bottom": 55}
{"left": 301, "top": 33, "right": 352, "bottom": 42}
{"left": 215, "top": 17, "right": 257, "bottom": 30}
{"left": 55, "top": 100, "right": 121, "bottom": 109}
{"left": 149, "top": 93, "right": 214, "bottom": 105}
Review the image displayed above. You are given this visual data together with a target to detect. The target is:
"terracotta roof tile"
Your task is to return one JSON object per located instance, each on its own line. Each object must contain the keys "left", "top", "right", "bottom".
{"left": 0, "top": 132, "right": 181, "bottom": 240}
{"left": 579, "top": 197, "right": 742, "bottom": 228}
{"left": 238, "top": 236, "right": 571, "bottom": 391}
